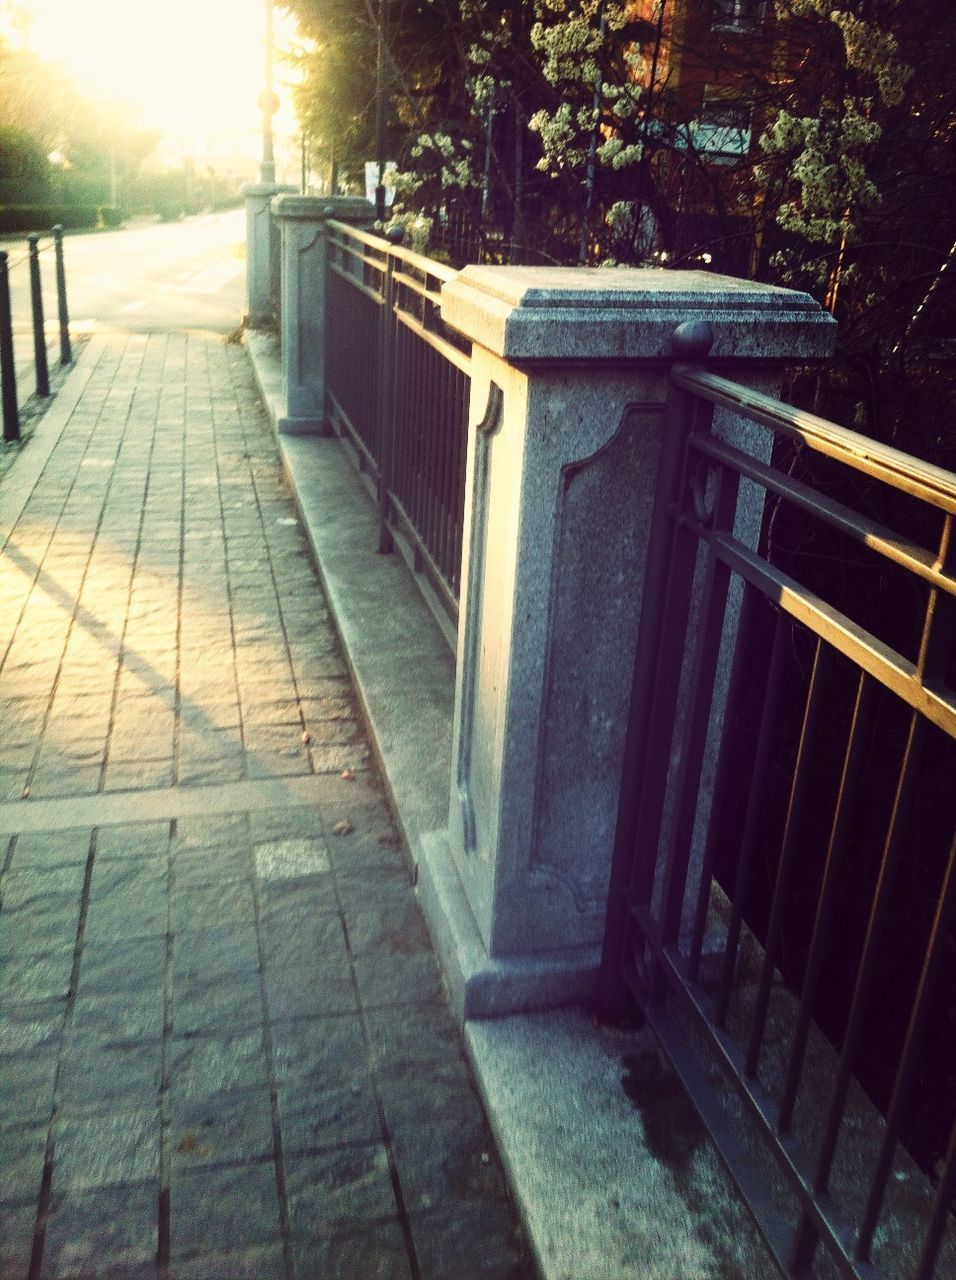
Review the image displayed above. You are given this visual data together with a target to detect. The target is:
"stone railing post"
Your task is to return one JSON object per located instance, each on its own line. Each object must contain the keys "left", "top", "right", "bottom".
{"left": 418, "top": 266, "right": 836, "bottom": 1019}
{"left": 270, "top": 194, "right": 375, "bottom": 435}
{"left": 242, "top": 181, "right": 296, "bottom": 328}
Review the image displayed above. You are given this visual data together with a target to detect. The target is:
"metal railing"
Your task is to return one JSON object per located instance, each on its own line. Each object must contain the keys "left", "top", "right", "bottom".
{"left": 0, "top": 226, "right": 72, "bottom": 442}
{"left": 325, "top": 221, "right": 472, "bottom": 634}
{"left": 600, "top": 322, "right": 955, "bottom": 1280}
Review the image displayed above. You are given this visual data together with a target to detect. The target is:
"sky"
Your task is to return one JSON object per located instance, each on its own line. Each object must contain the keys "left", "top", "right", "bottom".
{"left": 18, "top": 0, "right": 299, "bottom": 169}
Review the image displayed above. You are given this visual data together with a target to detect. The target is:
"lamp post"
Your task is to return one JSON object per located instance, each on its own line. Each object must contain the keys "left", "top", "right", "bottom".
{"left": 374, "top": 0, "right": 386, "bottom": 221}
{"left": 261, "top": 0, "right": 276, "bottom": 183}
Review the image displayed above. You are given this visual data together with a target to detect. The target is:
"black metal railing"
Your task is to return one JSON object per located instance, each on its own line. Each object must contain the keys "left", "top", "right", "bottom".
{"left": 325, "top": 221, "right": 472, "bottom": 633}
{"left": 600, "top": 322, "right": 955, "bottom": 1280}
{"left": 0, "top": 225, "right": 72, "bottom": 442}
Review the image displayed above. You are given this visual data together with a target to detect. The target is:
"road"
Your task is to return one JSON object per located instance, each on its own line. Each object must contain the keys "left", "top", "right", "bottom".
{"left": 3, "top": 209, "right": 247, "bottom": 413}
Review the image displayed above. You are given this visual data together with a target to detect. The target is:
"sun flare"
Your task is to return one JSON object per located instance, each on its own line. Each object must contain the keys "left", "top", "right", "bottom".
{"left": 17, "top": 0, "right": 296, "bottom": 165}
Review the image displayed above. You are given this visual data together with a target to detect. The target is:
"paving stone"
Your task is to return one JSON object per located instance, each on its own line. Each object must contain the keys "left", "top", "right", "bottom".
{"left": 0, "top": 1046, "right": 58, "bottom": 1124}
{"left": 173, "top": 924, "right": 260, "bottom": 982}
{"left": 169, "top": 1160, "right": 281, "bottom": 1258}
{"left": 0, "top": 1121, "right": 48, "bottom": 1203}
{"left": 341, "top": 899, "right": 432, "bottom": 960}
{"left": 1, "top": 862, "right": 87, "bottom": 905}
{"left": 103, "top": 760, "right": 176, "bottom": 792}
{"left": 57, "top": 1038, "right": 162, "bottom": 1116}
{"left": 83, "top": 862, "right": 168, "bottom": 944}
{"left": 170, "top": 880, "right": 255, "bottom": 934}
{"left": 254, "top": 838, "right": 331, "bottom": 883}
{"left": 277, "top": 1075, "right": 381, "bottom": 1155}
{"left": 291, "top": 1222, "right": 413, "bottom": 1280}
{"left": 269, "top": 1013, "right": 368, "bottom": 1086}
{"left": 171, "top": 968, "right": 262, "bottom": 1036}
{"left": 285, "top": 1144, "right": 398, "bottom": 1240}
{"left": 409, "top": 1201, "right": 533, "bottom": 1280}
{"left": 68, "top": 991, "right": 165, "bottom": 1045}
{"left": 95, "top": 824, "right": 170, "bottom": 861}
{"left": 0, "top": 948, "right": 74, "bottom": 1004}
{"left": 53, "top": 1109, "right": 160, "bottom": 1192}
{"left": 264, "top": 958, "right": 358, "bottom": 1021}
{"left": 365, "top": 1005, "right": 471, "bottom": 1091}
{"left": 42, "top": 1181, "right": 158, "bottom": 1277}
{"left": 354, "top": 949, "right": 445, "bottom": 1009}
{"left": 0, "top": 1199, "right": 38, "bottom": 1280}
{"left": 0, "top": 1002, "right": 64, "bottom": 1056}
{"left": 172, "top": 1085, "right": 274, "bottom": 1166}
{"left": 0, "top": 890, "right": 83, "bottom": 957}
{"left": 169, "top": 1028, "right": 268, "bottom": 1099}
{"left": 77, "top": 939, "right": 166, "bottom": 999}
{"left": 168, "top": 1242, "right": 286, "bottom": 1279}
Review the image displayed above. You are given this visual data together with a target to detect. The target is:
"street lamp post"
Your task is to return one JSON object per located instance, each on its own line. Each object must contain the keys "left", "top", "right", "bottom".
{"left": 261, "top": 0, "right": 276, "bottom": 184}
{"left": 244, "top": 0, "right": 294, "bottom": 326}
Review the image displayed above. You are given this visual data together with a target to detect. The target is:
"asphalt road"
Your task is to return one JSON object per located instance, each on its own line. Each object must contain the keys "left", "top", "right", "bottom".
{"left": 3, "top": 209, "right": 247, "bottom": 412}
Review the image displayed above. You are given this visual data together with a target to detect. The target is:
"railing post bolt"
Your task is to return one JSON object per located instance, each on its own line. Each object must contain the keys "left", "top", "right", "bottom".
{"left": 0, "top": 250, "right": 20, "bottom": 442}
{"left": 28, "top": 233, "right": 50, "bottom": 397}
{"left": 53, "top": 225, "right": 72, "bottom": 366}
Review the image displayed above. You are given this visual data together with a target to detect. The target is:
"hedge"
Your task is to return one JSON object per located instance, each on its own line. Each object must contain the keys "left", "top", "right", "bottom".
{"left": 0, "top": 205, "right": 100, "bottom": 233}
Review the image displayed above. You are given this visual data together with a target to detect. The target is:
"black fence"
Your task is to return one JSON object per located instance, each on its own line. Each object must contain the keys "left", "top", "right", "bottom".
{"left": 601, "top": 322, "right": 955, "bottom": 1280}
{"left": 0, "top": 225, "right": 72, "bottom": 442}
{"left": 325, "top": 221, "right": 472, "bottom": 633}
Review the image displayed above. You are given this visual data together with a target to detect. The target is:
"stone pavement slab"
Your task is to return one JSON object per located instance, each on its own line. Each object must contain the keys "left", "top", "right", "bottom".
{"left": 0, "top": 333, "right": 534, "bottom": 1279}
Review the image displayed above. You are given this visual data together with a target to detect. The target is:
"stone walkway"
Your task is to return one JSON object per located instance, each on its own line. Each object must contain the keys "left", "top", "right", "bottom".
{"left": 0, "top": 332, "right": 532, "bottom": 1279}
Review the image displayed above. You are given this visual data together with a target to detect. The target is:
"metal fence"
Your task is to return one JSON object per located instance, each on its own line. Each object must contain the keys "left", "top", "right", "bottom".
{"left": 325, "top": 221, "right": 472, "bottom": 633}
{"left": 0, "top": 226, "right": 72, "bottom": 442}
{"left": 600, "top": 323, "right": 955, "bottom": 1280}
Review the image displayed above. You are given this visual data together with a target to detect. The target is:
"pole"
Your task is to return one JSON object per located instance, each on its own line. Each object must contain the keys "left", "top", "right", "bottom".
{"left": 261, "top": 0, "right": 276, "bottom": 183}
{"left": 28, "top": 234, "right": 49, "bottom": 398}
{"left": 53, "top": 225, "right": 72, "bottom": 366}
{"left": 0, "top": 251, "right": 20, "bottom": 442}
{"left": 375, "top": 0, "right": 386, "bottom": 222}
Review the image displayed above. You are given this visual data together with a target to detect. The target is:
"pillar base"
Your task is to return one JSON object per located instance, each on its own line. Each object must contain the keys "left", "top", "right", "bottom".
{"left": 417, "top": 830, "right": 600, "bottom": 1022}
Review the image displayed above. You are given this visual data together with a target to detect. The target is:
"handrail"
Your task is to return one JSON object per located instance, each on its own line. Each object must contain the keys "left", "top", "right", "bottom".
{"left": 675, "top": 366, "right": 956, "bottom": 515}
{"left": 327, "top": 219, "right": 458, "bottom": 285}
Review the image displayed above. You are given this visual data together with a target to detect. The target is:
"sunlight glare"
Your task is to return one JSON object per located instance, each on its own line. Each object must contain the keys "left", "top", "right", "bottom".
{"left": 21, "top": 0, "right": 289, "bottom": 161}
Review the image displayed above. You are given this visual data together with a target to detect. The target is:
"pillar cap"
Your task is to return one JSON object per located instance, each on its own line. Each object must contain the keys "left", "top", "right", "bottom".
{"left": 242, "top": 182, "right": 297, "bottom": 197}
{"left": 270, "top": 194, "right": 375, "bottom": 224}
{"left": 440, "top": 266, "right": 836, "bottom": 363}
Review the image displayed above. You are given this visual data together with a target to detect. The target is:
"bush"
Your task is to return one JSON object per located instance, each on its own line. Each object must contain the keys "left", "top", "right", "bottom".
{"left": 96, "top": 205, "right": 125, "bottom": 229}
{"left": 0, "top": 204, "right": 99, "bottom": 233}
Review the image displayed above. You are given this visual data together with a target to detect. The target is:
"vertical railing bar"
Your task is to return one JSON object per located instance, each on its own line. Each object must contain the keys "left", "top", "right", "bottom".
{"left": 745, "top": 635, "right": 829, "bottom": 1078}
{"left": 715, "top": 608, "right": 790, "bottom": 1026}
{"left": 854, "top": 830, "right": 956, "bottom": 1260}
{"left": 376, "top": 246, "right": 397, "bottom": 553}
{"left": 913, "top": 1119, "right": 956, "bottom": 1280}
{"left": 597, "top": 321, "right": 716, "bottom": 1019}
{"left": 688, "top": 579, "right": 759, "bottom": 981}
{"left": 439, "top": 351, "right": 452, "bottom": 581}
{"left": 790, "top": 711, "right": 928, "bottom": 1276}
{"left": 657, "top": 465, "right": 741, "bottom": 953}
{"left": 778, "top": 672, "right": 878, "bottom": 1133}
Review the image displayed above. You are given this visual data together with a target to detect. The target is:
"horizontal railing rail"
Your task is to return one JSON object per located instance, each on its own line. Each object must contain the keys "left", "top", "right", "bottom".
{"left": 325, "top": 220, "right": 471, "bottom": 636}
{"left": 601, "top": 329, "right": 955, "bottom": 1280}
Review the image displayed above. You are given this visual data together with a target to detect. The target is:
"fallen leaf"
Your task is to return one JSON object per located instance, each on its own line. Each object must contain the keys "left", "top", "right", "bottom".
{"left": 21, "top": 785, "right": 30, "bottom": 798}
{"left": 333, "top": 819, "right": 354, "bottom": 836}
{"left": 340, "top": 768, "right": 355, "bottom": 781}
{"left": 301, "top": 730, "right": 311, "bottom": 744}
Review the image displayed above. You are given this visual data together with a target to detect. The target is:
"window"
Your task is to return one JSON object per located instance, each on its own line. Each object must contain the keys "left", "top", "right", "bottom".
{"left": 712, "top": 0, "right": 764, "bottom": 32}
{"left": 690, "top": 91, "right": 753, "bottom": 161}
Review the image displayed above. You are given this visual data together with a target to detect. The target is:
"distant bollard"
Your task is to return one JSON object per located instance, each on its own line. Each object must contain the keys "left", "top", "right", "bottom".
{"left": 53, "top": 225, "right": 72, "bottom": 366}
{"left": 0, "top": 251, "right": 20, "bottom": 441}
{"left": 28, "top": 234, "right": 50, "bottom": 397}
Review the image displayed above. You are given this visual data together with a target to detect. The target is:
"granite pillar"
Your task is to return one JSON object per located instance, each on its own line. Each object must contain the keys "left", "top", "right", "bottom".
{"left": 418, "top": 266, "right": 836, "bottom": 1018}
{"left": 271, "top": 194, "right": 375, "bottom": 436}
